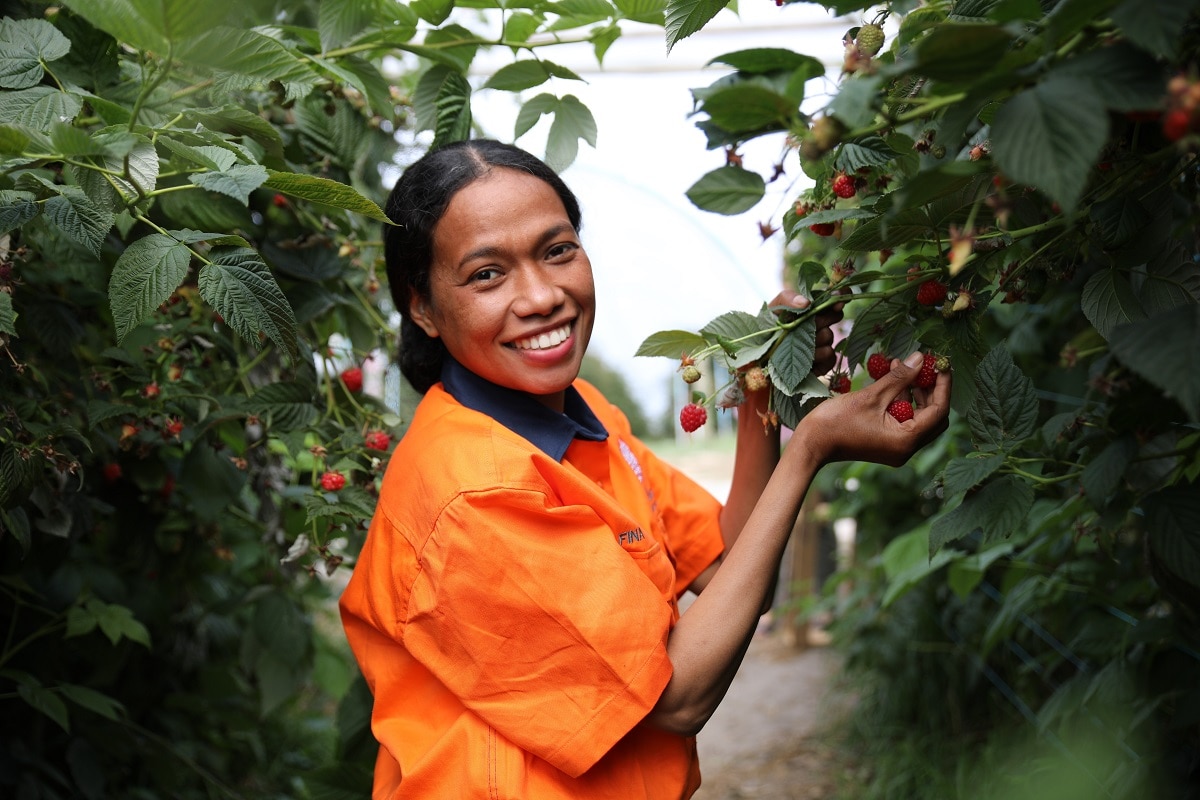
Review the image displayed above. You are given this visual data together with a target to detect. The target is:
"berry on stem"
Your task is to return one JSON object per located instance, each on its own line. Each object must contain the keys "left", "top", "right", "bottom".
{"left": 867, "top": 353, "right": 891, "bottom": 380}
{"left": 679, "top": 403, "right": 708, "bottom": 433}
{"left": 320, "top": 471, "right": 346, "bottom": 492}
{"left": 364, "top": 430, "right": 391, "bottom": 450}
{"left": 829, "top": 372, "right": 852, "bottom": 394}
{"left": 886, "top": 399, "right": 914, "bottom": 422}
{"left": 743, "top": 366, "right": 769, "bottom": 393}
{"left": 916, "top": 280, "right": 948, "bottom": 306}
{"left": 915, "top": 353, "right": 937, "bottom": 389}
{"left": 681, "top": 365, "right": 701, "bottom": 384}
{"left": 809, "top": 222, "right": 836, "bottom": 237}
{"left": 340, "top": 366, "right": 363, "bottom": 393}
{"left": 832, "top": 173, "right": 857, "bottom": 199}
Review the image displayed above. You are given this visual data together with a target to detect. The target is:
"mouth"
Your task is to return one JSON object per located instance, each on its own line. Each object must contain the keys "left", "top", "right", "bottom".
{"left": 510, "top": 322, "right": 572, "bottom": 352}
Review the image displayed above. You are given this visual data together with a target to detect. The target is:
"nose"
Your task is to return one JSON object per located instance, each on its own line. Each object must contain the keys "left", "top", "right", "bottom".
{"left": 512, "top": 264, "right": 565, "bottom": 317}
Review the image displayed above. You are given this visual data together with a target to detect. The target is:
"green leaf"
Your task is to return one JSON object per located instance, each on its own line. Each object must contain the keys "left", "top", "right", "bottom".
{"left": 515, "top": 93, "right": 558, "bottom": 139}
{"left": 0, "top": 18, "right": 72, "bottom": 89}
{"left": 635, "top": 329, "right": 708, "bottom": 358}
{"left": 946, "top": 542, "right": 1015, "bottom": 598}
{"left": 58, "top": 684, "right": 125, "bottom": 722}
{"left": 664, "top": 0, "right": 729, "bottom": 53}
{"left": 1081, "top": 268, "right": 1146, "bottom": 340}
{"left": 765, "top": 321, "right": 815, "bottom": 395}
{"left": 1089, "top": 194, "right": 1150, "bottom": 250}
{"left": 318, "top": 0, "right": 380, "bottom": 51}
{"left": 108, "top": 233, "right": 194, "bottom": 342}
{"left": 59, "top": 0, "right": 239, "bottom": 52}
{"left": 941, "top": 452, "right": 1005, "bottom": 497}
{"left": 0, "top": 123, "right": 33, "bottom": 154}
{"left": 158, "top": 136, "right": 238, "bottom": 172}
{"left": 180, "top": 441, "right": 248, "bottom": 522}
{"left": 929, "top": 475, "right": 1034, "bottom": 556}
{"left": 42, "top": 185, "right": 114, "bottom": 257}
{"left": 1110, "top": 0, "right": 1200, "bottom": 59}
{"left": 190, "top": 164, "right": 269, "bottom": 205}
{"left": 0, "top": 293, "right": 14, "bottom": 338}
{"left": 1132, "top": 243, "right": 1200, "bottom": 314}
{"left": 829, "top": 74, "right": 883, "bottom": 129}
{"left": 880, "top": 528, "right": 957, "bottom": 607}
{"left": 484, "top": 60, "right": 583, "bottom": 92}
{"left": 685, "top": 165, "right": 764, "bottom": 215}
{"left": 0, "top": 189, "right": 38, "bottom": 233}
{"left": 967, "top": 345, "right": 1038, "bottom": 450}
{"left": 698, "top": 84, "right": 796, "bottom": 133}
{"left": 0, "top": 507, "right": 31, "bottom": 556}
{"left": 183, "top": 105, "right": 285, "bottom": 166}
{"left": 615, "top": 0, "right": 666, "bottom": 24}
{"left": 245, "top": 382, "right": 320, "bottom": 431}
{"left": 834, "top": 136, "right": 895, "bottom": 172}
{"left": 1109, "top": 304, "right": 1200, "bottom": 422}
{"left": 198, "top": 247, "right": 299, "bottom": 358}
{"left": 254, "top": 590, "right": 310, "bottom": 664}
{"left": 991, "top": 77, "right": 1108, "bottom": 214}
{"left": 425, "top": 67, "right": 472, "bottom": 150}
{"left": 0, "top": 86, "right": 83, "bottom": 127}
{"left": 1080, "top": 436, "right": 1136, "bottom": 509}
{"left": 1051, "top": 42, "right": 1166, "bottom": 113}
{"left": 176, "top": 27, "right": 320, "bottom": 87}
{"left": 707, "top": 48, "right": 824, "bottom": 76}
{"left": 17, "top": 681, "right": 71, "bottom": 732}
{"left": 263, "top": 171, "right": 390, "bottom": 223}
{"left": 411, "top": 0, "right": 455, "bottom": 24}
{"left": 909, "top": 22, "right": 1014, "bottom": 82}
{"left": 544, "top": 95, "right": 597, "bottom": 172}
{"left": 1145, "top": 483, "right": 1200, "bottom": 592}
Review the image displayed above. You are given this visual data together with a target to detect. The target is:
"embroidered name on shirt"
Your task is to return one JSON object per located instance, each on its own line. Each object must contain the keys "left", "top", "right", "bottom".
{"left": 618, "top": 528, "right": 646, "bottom": 546}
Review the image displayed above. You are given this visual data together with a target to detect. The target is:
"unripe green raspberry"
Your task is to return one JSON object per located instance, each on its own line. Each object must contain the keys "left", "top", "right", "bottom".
{"left": 856, "top": 23, "right": 885, "bottom": 57}
{"left": 681, "top": 365, "right": 701, "bottom": 384}
{"left": 935, "top": 355, "right": 952, "bottom": 373}
{"left": 743, "top": 366, "right": 769, "bottom": 393}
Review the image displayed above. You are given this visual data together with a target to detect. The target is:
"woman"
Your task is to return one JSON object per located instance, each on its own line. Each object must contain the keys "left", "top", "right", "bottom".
{"left": 338, "top": 139, "right": 951, "bottom": 798}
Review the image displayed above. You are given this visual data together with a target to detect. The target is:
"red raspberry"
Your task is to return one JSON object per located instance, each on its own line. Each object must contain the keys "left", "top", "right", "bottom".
{"left": 915, "top": 353, "right": 937, "bottom": 389}
{"left": 1162, "top": 109, "right": 1191, "bottom": 141}
{"left": 886, "top": 399, "right": 914, "bottom": 422}
{"left": 320, "top": 471, "right": 346, "bottom": 492}
{"left": 272, "top": 193, "right": 289, "bottom": 208}
{"left": 679, "top": 403, "right": 708, "bottom": 433}
{"left": 142, "top": 382, "right": 160, "bottom": 399}
{"left": 916, "top": 280, "right": 948, "bottom": 306}
{"left": 340, "top": 367, "right": 363, "bottom": 393}
{"left": 867, "top": 353, "right": 891, "bottom": 380}
{"left": 829, "top": 372, "right": 851, "bottom": 394}
{"left": 102, "top": 462, "right": 122, "bottom": 483}
{"left": 831, "top": 173, "right": 857, "bottom": 199}
{"left": 364, "top": 430, "right": 391, "bottom": 450}
{"left": 162, "top": 417, "right": 184, "bottom": 439}
{"left": 809, "top": 222, "right": 836, "bottom": 236}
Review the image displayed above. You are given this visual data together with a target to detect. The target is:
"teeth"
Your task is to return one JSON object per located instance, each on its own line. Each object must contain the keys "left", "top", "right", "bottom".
{"left": 515, "top": 323, "right": 570, "bottom": 351}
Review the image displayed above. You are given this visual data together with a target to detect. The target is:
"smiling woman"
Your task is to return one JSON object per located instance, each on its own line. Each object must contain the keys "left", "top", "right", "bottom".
{"left": 337, "top": 138, "right": 951, "bottom": 800}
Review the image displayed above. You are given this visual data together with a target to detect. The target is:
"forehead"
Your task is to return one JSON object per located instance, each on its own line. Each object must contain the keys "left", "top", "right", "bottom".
{"left": 434, "top": 170, "right": 569, "bottom": 247}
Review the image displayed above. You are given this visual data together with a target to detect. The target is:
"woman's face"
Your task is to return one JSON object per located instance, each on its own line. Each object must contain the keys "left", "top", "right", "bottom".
{"left": 409, "top": 167, "right": 596, "bottom": 411}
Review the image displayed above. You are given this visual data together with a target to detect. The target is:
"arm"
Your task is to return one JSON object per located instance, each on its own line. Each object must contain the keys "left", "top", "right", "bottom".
{"left": 646, "top": 349, "right": 951, "bottom": 737}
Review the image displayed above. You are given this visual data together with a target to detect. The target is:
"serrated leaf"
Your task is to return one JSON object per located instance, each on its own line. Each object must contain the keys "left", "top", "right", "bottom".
{"left": 1132, "top": 243, "right": 1200, "bottom": 314}
{"left": 0, "top": 18, "right": 72, "bottom": 89}
{"left": 0, "top": 123, "right": 34, "bottom": 154}
{"left": 109, "top": 233, "right": 194, "bottom": 341}
{"left": 664, "top": 0, "right": 729, "bottom": 53}
{"left": 635, "top": 329, "right": 708, "bottom": 358}
{"left": 615, "top": 0, "right": 667, "bottom": 24}
{"left": 1110, "top": 0, "right": 1200, "bottom": 59}
{"left": 60, "top": 0, "right": 240, "bottom": 52}
{"left": 198, "top": 247, "right": 299, "bottom": 358}
{"left": 514, "top": 93, "right": 559, "bottom": 139}
{"left": 58, "top": 684, "right": 125, "bottom": 722}
{"left": 176, "top": 27, "right": 319, "bottom": 87}
{"left": 484, "top": 60, "right": 583, "bottom": 92}
{"left": 189, "top": 164, "right": 268, "bottom": 205}
{"left": 767, "top": 321, "right": 815, "bottom": 395}
{"left": 967, "top": 345, "right": 1038, "bottom": 450}
{"left": 411, "top": 0, "right": 454, "bottom": 24}
{"left": 707, "top": 48, "right": 823, "bottom": 75}
{"left": 991, "top": 76, "right": 1108, "bottom": 215}
{"left": 17, "top": 682, "right": 70, "bottom": 732}
{"left": 880, "top": 528, "right": 957, "bottom": 608}
{"left": 946, "top": 542, "right": 1014, "bottom": 599}
{"left": 544, "top": 95, "right": 596, "bottom": 172}
{"left": 183, "top": 105, "right": 284, "bottom": 166}
{"left": 833, "top": 136, "right": 895, "bottom": 172}
{"left": 263, "top": 171, "right": 389, "bottom": 223}
{"left": 429, "top": 68, "right": 472, "bottom": 150}
{"left": 685, "top": 166, "right": 764, "bottom": 215}
{"left": 1080, "top": 436, "right": 1136, "bottom": 508}
{"left": 910, "top": 22, "right": 1014, "bottom": 82}
{"left": 1145, "top": 483, "right": 1200, "bottom": 592}
{"left": 1109, "top": 304, "right": 1200, "bottom": 422}
{"left": 1081, "top": 268, "right": 1146, "bottom": 340}
{"left": 0, "top": 189, "right": 38, "bottom": 233}
{"left": 829, "top": 74, "right": 883, "bottom": 129}
{"left": 929, "top": 475, "right": 1033, "bottom": 555}
{"left": 95, "top": 602, "right": 151, "bottom": 647}
{"left": 0, "top": 86, "right": 83, "bottom": 127}
{"left": 245, "top": 382, "right": 319, "bottom": 431}
{"left": 941, "top": 452, "right": 1005, "bottom": 497}
{"left": 0, "top": 292, "right": 15, "bottom": 338}
{"left": 158, "top": 137, "right": 237, "bottom": 171}
{"left": 1089, "top": 194, "right": 1150, "bottom": 250}
{"left": 318, "top": 0, "right": 379, "bottom": 51}
{"left": 42, "top": 186, "right": 114, "bottom": 257}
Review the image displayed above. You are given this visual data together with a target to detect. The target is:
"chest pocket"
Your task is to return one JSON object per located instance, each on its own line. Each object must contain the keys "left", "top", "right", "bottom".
{"left": 614, "top": 440, "right": 678, "bottom": 599}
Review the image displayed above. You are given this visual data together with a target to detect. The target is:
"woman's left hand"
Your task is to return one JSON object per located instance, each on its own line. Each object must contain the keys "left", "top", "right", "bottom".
{"left": 769, "top": 289, "right": 845, "bottom": 377}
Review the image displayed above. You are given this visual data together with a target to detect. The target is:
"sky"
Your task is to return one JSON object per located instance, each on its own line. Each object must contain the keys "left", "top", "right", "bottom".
{"left": 404, "top": 3, "right": 861, "bottom": 421}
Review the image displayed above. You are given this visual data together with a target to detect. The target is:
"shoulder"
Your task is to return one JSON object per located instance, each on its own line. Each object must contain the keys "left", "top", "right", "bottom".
{"left": 572, "top": 379, "right": 633, "bottom": 437}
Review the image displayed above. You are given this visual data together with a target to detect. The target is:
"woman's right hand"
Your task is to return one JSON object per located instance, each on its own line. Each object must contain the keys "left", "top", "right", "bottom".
{"left": 795, "top": 351, "right": 952, "bottom": 468}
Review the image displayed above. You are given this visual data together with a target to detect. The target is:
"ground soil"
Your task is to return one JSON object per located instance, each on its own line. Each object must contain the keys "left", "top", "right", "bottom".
{"left": 655, "top": 438, "right": 858, "bottom": 800}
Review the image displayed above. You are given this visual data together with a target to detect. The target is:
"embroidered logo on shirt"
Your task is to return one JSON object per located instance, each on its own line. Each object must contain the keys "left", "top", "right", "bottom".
{"left": 618, "top": 528, "right": 646, "bottom": 546}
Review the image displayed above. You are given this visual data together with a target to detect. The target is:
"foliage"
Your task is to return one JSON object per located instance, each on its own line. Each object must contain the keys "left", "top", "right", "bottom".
{"left": 647, "top": 0, "right": 1200, "bottom": 795}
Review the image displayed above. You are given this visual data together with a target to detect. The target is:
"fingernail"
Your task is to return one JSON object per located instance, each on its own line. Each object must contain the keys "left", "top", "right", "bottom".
{"left": 904, "top": 351, "right": 924, "bottom": 368}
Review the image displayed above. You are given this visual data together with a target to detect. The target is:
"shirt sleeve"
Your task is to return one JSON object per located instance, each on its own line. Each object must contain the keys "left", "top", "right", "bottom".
{"left": 403, "top": 485, "right": 676, "bottom": 778}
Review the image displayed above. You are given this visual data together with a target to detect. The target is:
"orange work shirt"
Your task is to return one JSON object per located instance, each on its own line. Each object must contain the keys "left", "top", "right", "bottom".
{"left": 338, "top": 362, "right": 725, "bottom": 799}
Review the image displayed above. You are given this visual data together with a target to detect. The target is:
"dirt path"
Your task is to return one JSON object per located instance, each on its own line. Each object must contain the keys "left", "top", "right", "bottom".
{"left": 653, "top": 438, "right": 855, "bottom": 799}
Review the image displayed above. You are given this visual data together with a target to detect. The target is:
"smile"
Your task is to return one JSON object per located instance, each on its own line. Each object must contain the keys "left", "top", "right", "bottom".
{"left": 511, "top": 323, "right": 571, "bottom": 351}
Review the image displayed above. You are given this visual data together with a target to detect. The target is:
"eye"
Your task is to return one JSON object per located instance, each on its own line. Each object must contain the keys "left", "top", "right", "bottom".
{"left": 467, "top": 267, "right": 501, "bottom": 283}
{"left": 547, "top": 242, "right": 578, "bottom": 261}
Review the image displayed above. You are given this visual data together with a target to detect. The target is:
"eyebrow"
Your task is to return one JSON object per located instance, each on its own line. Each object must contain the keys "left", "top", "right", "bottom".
{"left": 457, "top": 222, "right": 577, "bottom": 268}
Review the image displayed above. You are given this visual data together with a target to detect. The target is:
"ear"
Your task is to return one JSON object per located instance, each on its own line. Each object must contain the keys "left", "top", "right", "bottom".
{"left": 408, "top": 294, "right": 440, "bottom": 339}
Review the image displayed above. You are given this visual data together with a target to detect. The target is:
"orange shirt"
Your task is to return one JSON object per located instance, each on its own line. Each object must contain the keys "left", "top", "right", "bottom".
{"left": 338, "top": 365, "right": 725, "bottom": 799}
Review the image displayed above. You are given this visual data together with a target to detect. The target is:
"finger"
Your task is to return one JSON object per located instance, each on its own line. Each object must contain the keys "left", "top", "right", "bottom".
{"left": 815, "top": 326, "right": 834, "bottom": 349}
{"left": 770, "top": 289, "right": 810, "bottom": 310}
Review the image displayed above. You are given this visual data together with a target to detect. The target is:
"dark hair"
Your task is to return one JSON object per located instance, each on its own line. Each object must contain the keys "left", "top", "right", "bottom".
{"left": 383, "top": 139, "right": 583, "bottom": 394}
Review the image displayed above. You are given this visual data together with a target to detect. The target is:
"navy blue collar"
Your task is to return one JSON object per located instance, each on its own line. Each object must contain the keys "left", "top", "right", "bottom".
{"left": 441, "top": 358, "right": 608, "bottom": 462}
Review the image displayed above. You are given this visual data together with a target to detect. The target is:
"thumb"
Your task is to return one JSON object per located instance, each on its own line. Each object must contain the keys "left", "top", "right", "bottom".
{"left": 886, "top": 351, "right": 926, "bottom": 386}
